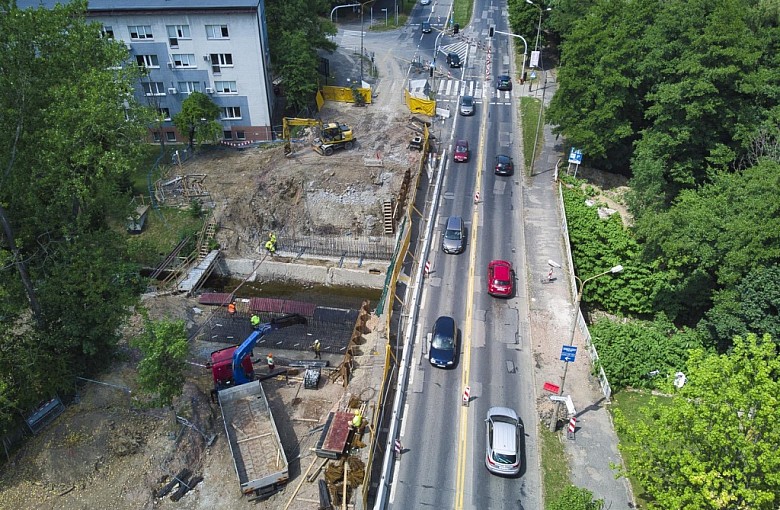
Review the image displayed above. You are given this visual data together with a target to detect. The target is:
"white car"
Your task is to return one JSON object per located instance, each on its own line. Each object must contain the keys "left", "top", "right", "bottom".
{"left": 421, "top": 0, "right": 431, "bottom": 5}
{"left": 485, "top": 407, "right": 522, "bottom": 476}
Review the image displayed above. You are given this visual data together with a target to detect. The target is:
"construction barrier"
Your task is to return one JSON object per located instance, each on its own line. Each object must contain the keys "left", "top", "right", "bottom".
{"left": 321, "top": 85, "right": 372, "bottom": 105}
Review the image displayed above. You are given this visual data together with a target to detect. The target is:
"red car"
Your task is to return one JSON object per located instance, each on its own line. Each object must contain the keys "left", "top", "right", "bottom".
{"left": 453, "top": 139, "right": 469, "bottom": 162}
{"left": 487, "top": 260, "right": 514, "bottom": 297}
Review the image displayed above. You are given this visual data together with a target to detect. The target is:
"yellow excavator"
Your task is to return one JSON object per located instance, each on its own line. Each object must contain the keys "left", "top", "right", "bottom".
{"left": 282, "top": 117, "right": 356, "bottom": 156}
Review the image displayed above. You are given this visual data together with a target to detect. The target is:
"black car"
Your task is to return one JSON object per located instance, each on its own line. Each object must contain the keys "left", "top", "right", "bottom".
{"left": 496, "top": 75, "right": 513, "bottom": 91}
{"left": 447, "top": 52, "right": 461, "bottom": 68}
{"left": 429, "top": 316, "right": 457, "bottom": 368}
{"left": 421, "top": 21, "right": 432, "bottom": 33}
{"left": 495, "top": 155, "right": 514, "bottom": 176}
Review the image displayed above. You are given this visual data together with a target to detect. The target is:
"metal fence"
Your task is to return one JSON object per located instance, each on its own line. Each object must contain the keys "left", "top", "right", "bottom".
{"left": 278, "top": 233, "right": 395, "bottom": 261}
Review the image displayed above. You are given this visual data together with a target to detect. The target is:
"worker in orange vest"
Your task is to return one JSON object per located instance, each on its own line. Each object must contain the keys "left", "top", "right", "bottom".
{"left": 227, "top": 302, "right": 237, "bottom": 316}
{"left": 266, "top": 353, "right": 275, "bottom": 371}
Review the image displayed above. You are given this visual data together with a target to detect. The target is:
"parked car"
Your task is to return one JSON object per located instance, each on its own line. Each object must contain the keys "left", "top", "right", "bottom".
{"left": 429, "top": 316, "right": 457, "bottom": 368}
{"left": 496, "top": 75, "right": 513, "bottom": 91}
{"left": 459, "top": 95, "right": 475, "bottom": 116}
{"left": 421, "top": 21, "right": 432, "bottom": 33}
{"left": 485, "top": 407, "right": 522, "bottom": 476}
{"left": 446, "top": 52, "right": 461, "bottom": 68}
{"left": 441, "top": 216, "right": 466, "bottom": 254}
{"left": 494, "top": 154, "right": 514, "bottom": 176}
{"left": 487, "top": 260, "right": 514, "bottom": 297}
{"left": 454, "top": 139, "right": 470, "bottom": 162}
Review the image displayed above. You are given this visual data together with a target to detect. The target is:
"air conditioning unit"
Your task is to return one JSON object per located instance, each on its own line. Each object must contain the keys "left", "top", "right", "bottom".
{"left": 203, "top": 55, "right": 210, "bottom": 61}
{"left": 205, "top": 87, "right": 215, "bottom": 94}
{"left": 167, "top": 62, "right": 175, "bottom": 69}
{"left": 167, "top": 87, "right": 178, "bottom": 95}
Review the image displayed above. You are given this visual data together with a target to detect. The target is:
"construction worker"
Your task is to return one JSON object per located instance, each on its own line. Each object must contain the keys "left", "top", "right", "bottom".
{"left": 227, "top": 301, "right": 237, "bottom": 316}
{"left": 313, "top": 339, "right": 322, "bottom": 359}
{"left": 265, "top": 238, "right": 276, "bottom": 254}
{"left": 251, "top": 314, "right": 261, "bottom": 329}
{"left": 351, "top": 410, "right": 363, "bottom": 431}
{"left": 266, "top": 353, "right": 275, "bottom": 371}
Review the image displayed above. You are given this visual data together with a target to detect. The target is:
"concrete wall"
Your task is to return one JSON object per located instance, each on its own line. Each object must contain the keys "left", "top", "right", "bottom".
{"left": 219, "top": 258, "right": 387, "bottom": 289}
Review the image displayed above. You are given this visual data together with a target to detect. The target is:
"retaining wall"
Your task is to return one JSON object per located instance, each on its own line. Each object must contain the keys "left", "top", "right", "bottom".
{"left": 219, "top": 257, "right": 387, "bottom": 289}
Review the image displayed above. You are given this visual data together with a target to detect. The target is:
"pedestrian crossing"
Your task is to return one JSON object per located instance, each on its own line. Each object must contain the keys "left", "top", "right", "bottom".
{"left": 433, "top": 79, "right": 513, "bottom": 101}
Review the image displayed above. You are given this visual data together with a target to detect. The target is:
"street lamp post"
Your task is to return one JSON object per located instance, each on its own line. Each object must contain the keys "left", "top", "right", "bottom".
{"left": 492, "top": 29, "right": 528, "bottom": 91}
{"left": 525, "top": 0, "right": 550, "bottom": 53}
{"left": 381, "top": 8, "right": 388, "bottom": 26}
{"left": 359, "top": 0, "right": 375, "bottom": 86}
{"left": 548, "top": 265, "right": 623, "bottom": 432}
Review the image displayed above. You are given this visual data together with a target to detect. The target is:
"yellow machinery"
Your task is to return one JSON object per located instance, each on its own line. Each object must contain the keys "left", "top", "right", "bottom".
{"left": 282, "top": 117, "right": 356, "bottom": 156}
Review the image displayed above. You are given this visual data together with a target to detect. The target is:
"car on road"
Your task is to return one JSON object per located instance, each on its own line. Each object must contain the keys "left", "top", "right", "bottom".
{"left": 420, "top": 0, "right": 431, "bottom": 4}
{"left": 421, "top": 21, "right": 432, "bottom": 33}
{"left": 430, "top": 316, "right": 457, "bottom": 368}
{"left": 494, "top": 154, "right": 514, "bottom": 176}
{"left": 454, "top": 139, "right": 469, "bottom": 162}
{"left": 446, "top": 52, "right": 461, "bottom": 68}
{"left": 487, "top": 260, "right": 514, "bottom": 297}
{"left": 485, "top": 407, "right": 522, "bottom": 476}
{"left": 496, "top": 75, "right": 513, "bottom": 91}
{"left": 459, "top": 95, "right": 475, "bottom": 116}
{"left": 441, "top": 216, "right": 466, "bottom": 254}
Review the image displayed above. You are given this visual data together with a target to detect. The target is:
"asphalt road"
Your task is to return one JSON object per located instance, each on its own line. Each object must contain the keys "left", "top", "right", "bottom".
{"left": 385, "top": 0, "right": 542, "bottom": 509}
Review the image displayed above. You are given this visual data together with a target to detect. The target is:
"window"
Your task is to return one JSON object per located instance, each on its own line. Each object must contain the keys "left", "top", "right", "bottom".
{"left": 152, "top": 131, "right": 161, "bottom": 142}
{"left": 177, "top": 81, "right": 201, "bottom": 94}
{"left": 235, "top": 130, "right": 246, "bottom": 140}
{"left": 209, "top": 53, "right": 233, "bottom": 74}
{"left": 171, "top": 54, "right": 196, "bottom": 68}
{"left": 221, "top": 106, "right": 242, "bottom": 119}
{"left": 214, "top": 81, "right": 237, "bottom": 94}
{"left": 158, "top": 108, "right": 171, "bottom": 120}
{"left": 205, "top": 24, "right": 229, "bottom": 39}
{"left": 166, "top": 24, "right": 190, "bottom": 47}
{"left": 166, "top": 131, "right": 177, "bottom": 142}
{"left": 136, "top": 54, "right": 159, "bottom": 68}
{"left": 102, "top": 25, "right": 114, "bottom": 39}
{"left": 128, "top": 25, "right": 153, "bottom": 40}
{"left": 142, "top": 82, "right": 165, "bottom": 96}
{"left": 223, "top": 130, "right": 233, "bottom": 140}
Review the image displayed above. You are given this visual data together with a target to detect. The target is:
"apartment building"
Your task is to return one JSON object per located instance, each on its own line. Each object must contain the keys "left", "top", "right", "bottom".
{"left": 18, "top": 0, "right": 275, "bottom": 143}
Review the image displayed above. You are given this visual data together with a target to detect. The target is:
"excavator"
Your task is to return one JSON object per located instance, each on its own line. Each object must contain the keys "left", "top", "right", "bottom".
{"left": 282, "top": 117, "right": 356, "bottom": 156}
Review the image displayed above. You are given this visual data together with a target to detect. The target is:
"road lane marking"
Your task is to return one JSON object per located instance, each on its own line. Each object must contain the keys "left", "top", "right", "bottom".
{"left": 454, "top": 72, "right": 490, "bottom": 510}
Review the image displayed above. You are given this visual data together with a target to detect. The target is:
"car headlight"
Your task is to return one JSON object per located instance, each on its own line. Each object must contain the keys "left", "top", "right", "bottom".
{"left": 447, "top": 360, "right": 454, "bottom": 365}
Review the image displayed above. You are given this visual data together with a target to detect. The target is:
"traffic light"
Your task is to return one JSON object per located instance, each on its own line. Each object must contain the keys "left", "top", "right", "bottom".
{"left": 453, "top": 23, "right": 459, "bottom": 34}
{"left": 489, "top": 26, "right": 495, "bottom": 37}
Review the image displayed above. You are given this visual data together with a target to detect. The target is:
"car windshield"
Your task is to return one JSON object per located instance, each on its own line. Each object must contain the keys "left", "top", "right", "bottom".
{"left": 492, "top": 277, "right": 510, "bottom": 286}
{"left": 491, "top": 450, "right": 517, "bottom": 465}
{"left": 444, "top": 228, "right": 461, "bottom": 240}
{"left": 456, "top": 143, "right": 467, "bottom": 152}
{"left": 462, "top": 97, "right": 473, "bottom": 106}
{"left": 432, "top": 333, "right": 454, "bottom": 350}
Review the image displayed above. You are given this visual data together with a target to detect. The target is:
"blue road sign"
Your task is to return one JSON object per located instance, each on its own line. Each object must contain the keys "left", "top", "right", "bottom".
{"left": 568, "top": 148, "right": 583, "bottom": 165}
{"left": 560, "top": 345, "right": 578, "bottom": 362}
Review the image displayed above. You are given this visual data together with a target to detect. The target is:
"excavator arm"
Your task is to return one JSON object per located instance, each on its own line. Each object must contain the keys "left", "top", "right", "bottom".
{"left": 231, "top": 313, "right": 307, "bottom": 385}
{"left": 282, "top": 117, "right": 322, "bottom": 155}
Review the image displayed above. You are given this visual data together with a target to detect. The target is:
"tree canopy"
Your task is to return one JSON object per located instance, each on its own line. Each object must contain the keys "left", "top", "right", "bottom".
{"left": 173, "top": 91, "right": 221, "bottom": 149}
{"left": 614, "top": 334, "right": 780, "bottom": 509}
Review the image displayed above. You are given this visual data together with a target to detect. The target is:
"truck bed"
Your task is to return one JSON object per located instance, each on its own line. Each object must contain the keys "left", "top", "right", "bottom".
{"left": 218, "top": 381, "right": 289, "bottom": 495}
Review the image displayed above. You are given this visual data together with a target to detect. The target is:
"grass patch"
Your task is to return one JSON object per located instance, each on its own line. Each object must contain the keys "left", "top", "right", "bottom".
{"left": 452, "top": 0, "right": 474, "bottom": 27}
{"left": 368, "top": 14, "right": 409, "bottom": 31}
{"left": 520, "top": 96, "right": 544, "bottom": 173}
{"left": 126, "top": 206, "right": 204, "bottom": 267}
{"left": 540, "top": 426, "right": 570, "bottom": 509}
{"left": 611, "top": 390, "right": 673, "bottom": 509}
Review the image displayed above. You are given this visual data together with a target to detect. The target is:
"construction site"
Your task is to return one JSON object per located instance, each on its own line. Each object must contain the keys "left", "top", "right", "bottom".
{"left": 0, "top": 35, "right": 432, "bottom": 509}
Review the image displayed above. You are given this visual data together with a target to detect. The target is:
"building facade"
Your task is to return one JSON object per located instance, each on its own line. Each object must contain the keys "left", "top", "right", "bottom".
{"left": 19, "top": 0, "right": 275, "bottom": 143}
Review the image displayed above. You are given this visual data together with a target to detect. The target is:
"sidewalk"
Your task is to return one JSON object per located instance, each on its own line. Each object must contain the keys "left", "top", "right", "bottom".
{"left": 521, "top": 73, "right": 636, "bottom": 509}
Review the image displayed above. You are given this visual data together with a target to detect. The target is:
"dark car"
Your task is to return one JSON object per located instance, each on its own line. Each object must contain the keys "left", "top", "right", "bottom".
{"left": 429, "top": 316, "right": 457, "bottom": 368}
{"left": 446, "top": 52, "right": 461, "bottom": 68}
{"left": 495, "top": 154, "right": 514, "bottom": 176}
{"left": 442, "top": 216, "right": 466, "bottom": 254}
{"left": 454, "top": 139, "right": 470, "bottom": 162}
{"left": 496, "top": 75, "right": 513, "bottom": 91}
{"left": 421, "top": 21, "right": 432, "bottom": 33}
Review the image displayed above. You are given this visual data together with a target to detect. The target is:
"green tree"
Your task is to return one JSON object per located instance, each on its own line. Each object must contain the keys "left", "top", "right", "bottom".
{"left": 549, "top": 485, "right": 604, "bottom": 510}
{"left": 133, "top": 319, "right": 188, "bottom": 407}
{"left": 172, "top": 91, "right": 221, "bottom": 149}
{"left": 614, "top": 334, "right": 780, "bottom": 509}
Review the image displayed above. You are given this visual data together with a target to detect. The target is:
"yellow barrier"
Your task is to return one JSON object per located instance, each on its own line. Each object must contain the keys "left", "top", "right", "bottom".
{"left": 321, "top": 85, "right": 372, "bottom": 104}
{"left": 404, "top": 89, "right": 436, "bottom": 116}
{"left": 315, "top": 90, "right": 325, "bottom": 111}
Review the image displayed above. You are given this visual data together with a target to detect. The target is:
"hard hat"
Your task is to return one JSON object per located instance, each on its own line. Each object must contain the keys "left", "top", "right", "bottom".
{"left": 268, "top": 353, "right": 273, "bottom": 357}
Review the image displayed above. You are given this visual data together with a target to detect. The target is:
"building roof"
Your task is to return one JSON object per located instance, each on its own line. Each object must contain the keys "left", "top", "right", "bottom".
{"left": 15, "top": 0, "right": 261, "bottom": 11}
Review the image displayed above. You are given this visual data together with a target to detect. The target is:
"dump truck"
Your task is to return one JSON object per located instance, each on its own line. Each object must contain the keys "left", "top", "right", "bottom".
{"left": 208, "top": 314, "right": 306, "bottom": 499}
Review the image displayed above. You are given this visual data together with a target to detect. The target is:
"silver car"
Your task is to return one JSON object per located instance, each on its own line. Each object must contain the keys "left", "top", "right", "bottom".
{"left": 441, "top": 216, "right": 465, "bottom": 254}
{"left": 459, "top": 95, "right": 474, "bottom": 116}
{"left": 485, "top": 407, "right": 522, "bottom": 476}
